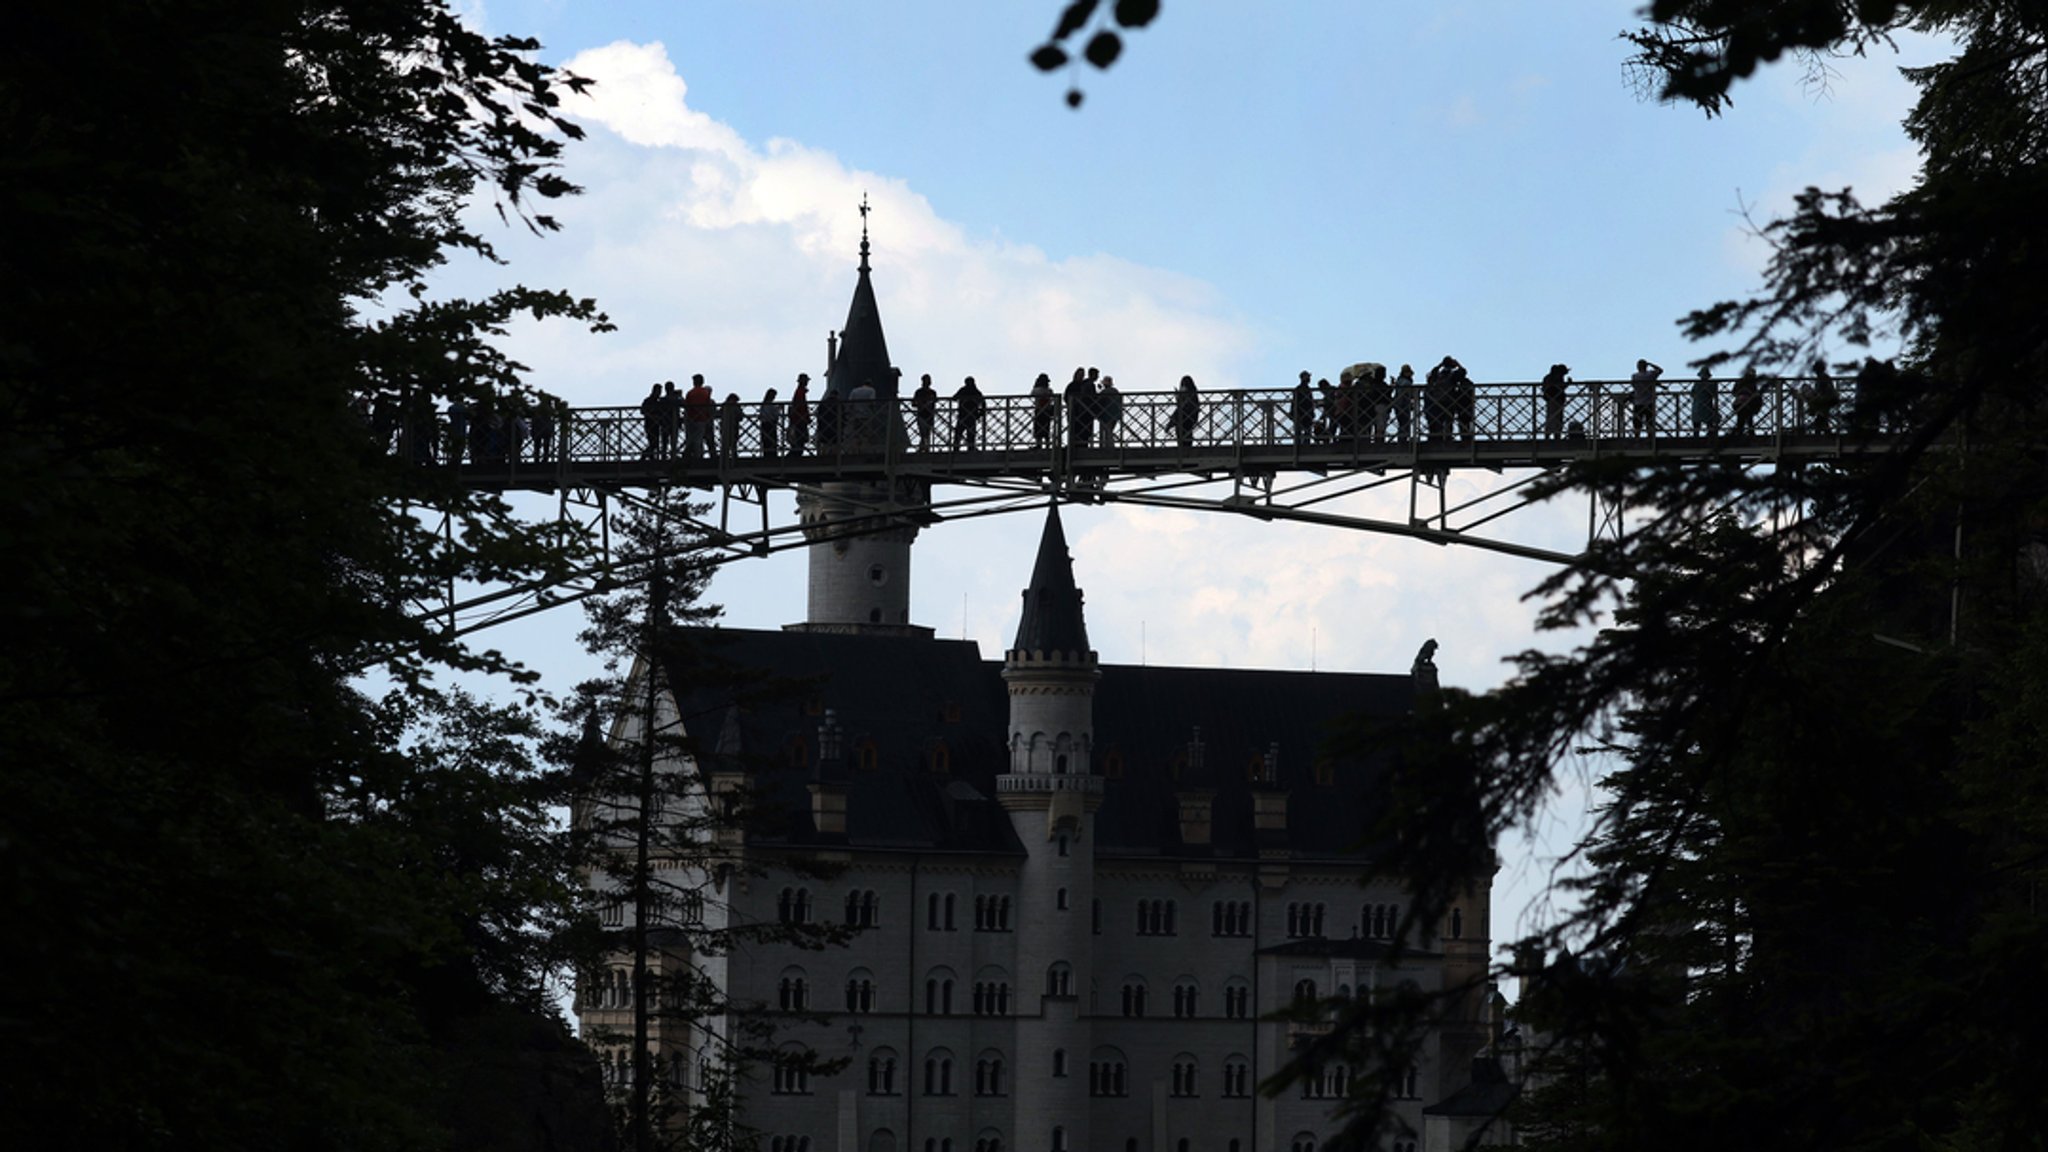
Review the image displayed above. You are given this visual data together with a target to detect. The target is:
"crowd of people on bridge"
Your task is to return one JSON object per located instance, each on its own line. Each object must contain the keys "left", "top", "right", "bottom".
{"left": 365, "top": 354, "right": 1891, "bottom": 469}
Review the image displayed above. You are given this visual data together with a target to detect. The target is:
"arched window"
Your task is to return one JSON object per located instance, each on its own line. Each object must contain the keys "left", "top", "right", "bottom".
{"left": 1172, "top": 981, "right": 1199, "bottom": 1018}
{"left": 922, "top": 1050, "right": 953, "bottom": 1095}
{"left": 778, "top": 967, "right": 808, "bottom": 1011}
{"left": 846, "top": 968, "right": 876, "bottom": 1013}
{"left": 1170, "top": 1055, "right": 1198, "bottom": 1097}
{"left": 1051, "top": 1127, "right": 1067, "bottom": 1152}
{"left": 1223, "top": 1055, "right": 1251, "bottom": 1097}
{"left": 928, "top": 892, "right": 941, "bottom": 929}
{"left": 1294, "top": 978, "right": 1317, "bottom": 1004}
{"left": 1290, "top": 1136, "right": 1318, "bottom": 1152}
{"left": 1087, "top": 1050, "right": 1129, "bottom": 1097}
{"left": 771, "top": 1050, "right": 809, "bottom": 1095}
{"left": 1451, "top": 906, "right": 1465, "bottom": 939}
{"left": 1120, "top": 980, "right": 1147, "bottom": 1017}
{"left": 1045, "top": 962, "right": 1072, "bottom": 997}
{"left": 866, "top": 1050, "right": 898, "bottom": 1095}
{"left": 1224, "top": 979, "right": 1251, "bottom": 1019}
{"left": 974, "top": 1051, "right": 1006, "bottom": 1096}
{"left": 856, "top": 740, "right": 879, "bottom": 771}
{"left": 944, "top": 893, "right": 957, "bottom": 931}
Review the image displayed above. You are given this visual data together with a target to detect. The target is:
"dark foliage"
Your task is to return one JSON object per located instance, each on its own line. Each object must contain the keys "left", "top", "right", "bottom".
{"left": 0, "top": 3, "right": 618, "bottom": 1148}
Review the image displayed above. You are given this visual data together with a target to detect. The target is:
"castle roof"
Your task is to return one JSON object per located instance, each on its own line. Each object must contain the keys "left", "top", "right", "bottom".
{"left": 657, "top": 627, "right": 1418, "bottom": 861}
{"left": 1011, "top": 505, "right": 1091, "bottom": 658}
{"left": 824, "top": 217, "right": 896, "bottom": 402}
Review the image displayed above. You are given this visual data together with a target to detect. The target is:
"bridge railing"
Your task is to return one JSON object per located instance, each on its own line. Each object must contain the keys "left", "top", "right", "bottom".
{"left": 387, "top": 376, "right": 1866, "bottom": 472}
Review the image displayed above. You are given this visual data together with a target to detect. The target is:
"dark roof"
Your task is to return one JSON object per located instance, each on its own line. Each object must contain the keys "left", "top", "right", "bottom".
{"left": 824, "top": 238, "right": 896, "bottom": 402}
{"left": 660, "top": 627, "right": 1418, "bottom": 862}
{"left": 1011, "top": 505, "right": 1091, "bottom": 657}
{"left": 1422, "top": 1056, "right": 1519, "bottom": 1118}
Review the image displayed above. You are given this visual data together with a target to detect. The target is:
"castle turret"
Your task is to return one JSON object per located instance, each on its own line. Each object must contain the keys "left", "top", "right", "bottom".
{"left": 788, "top": 204, "right": 930, "bottom": 637}
{"left": 996, "top": 504, "right": 1101, "bottom": 1148}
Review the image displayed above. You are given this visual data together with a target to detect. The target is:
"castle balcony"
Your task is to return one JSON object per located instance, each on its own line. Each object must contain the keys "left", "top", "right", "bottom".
{"left": 996, "top": 773, "right": 1104, "bottom": 796}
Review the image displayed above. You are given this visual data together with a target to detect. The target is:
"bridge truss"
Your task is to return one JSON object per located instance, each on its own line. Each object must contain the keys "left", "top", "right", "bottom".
{"left": 404, "top": 376, "right": 1895, "bottom": 639}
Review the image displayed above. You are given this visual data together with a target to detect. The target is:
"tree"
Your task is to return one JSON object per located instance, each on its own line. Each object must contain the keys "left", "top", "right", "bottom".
{"left": 0, "top": 3, "right": 617, "bottom": 1147}
{"left": 1030, "top": 2, "right": 2048, "bottom": 1147}
{"left": 560, "top": 489, "right": 852, "bottom": 1152}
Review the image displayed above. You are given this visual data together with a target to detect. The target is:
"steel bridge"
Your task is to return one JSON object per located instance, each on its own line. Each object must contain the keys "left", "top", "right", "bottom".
{"left": 404, "top": 375, "right": 1896, "bottom": 637}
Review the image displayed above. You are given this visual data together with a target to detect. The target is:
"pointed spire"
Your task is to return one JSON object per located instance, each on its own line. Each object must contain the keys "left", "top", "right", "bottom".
{"left": 826, "top": 195, "right": 895, "bottom": 401}
{"left": 1012, "top": 504, "right": 1092, "bottom": 658}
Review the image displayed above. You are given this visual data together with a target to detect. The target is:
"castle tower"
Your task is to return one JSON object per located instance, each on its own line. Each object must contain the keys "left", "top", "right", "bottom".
{"left": 788, "top": 206, "right": 931, "bottom": 637}
{"left": 996, "top": 504, "right": 1102, "bottom": 1149}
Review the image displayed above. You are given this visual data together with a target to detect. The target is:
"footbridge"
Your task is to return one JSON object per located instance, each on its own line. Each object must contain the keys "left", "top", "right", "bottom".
{"left": 403, "top": 375, "right": 1898, "bottom": 636}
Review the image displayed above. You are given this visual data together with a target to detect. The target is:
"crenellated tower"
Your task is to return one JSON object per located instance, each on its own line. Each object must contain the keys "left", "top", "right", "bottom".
{"left": 996, "top": 504, "right": 1102, "bottom": 1148}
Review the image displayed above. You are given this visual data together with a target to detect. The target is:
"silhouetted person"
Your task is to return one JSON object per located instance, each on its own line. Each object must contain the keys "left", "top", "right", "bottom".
{"left": 1291, "top": 371, "right": 1315, "bottom": 444}
{"left": 639, "top": 384, "right": 662, "bottom": 458}
{"left": 1393, "top": 365, "right": 1416, "bottom": 442}
{"left": 912, "top": 373, "right": 938, "bottom": 449}
{"left": 1451, "top": 361, "right": 1476, "bottom": 441}
{"left": 1173, "top": 375, "right": 1200, "bottom": 449}
{"left": 848, "top": 378, "right": 878, "bottom": 447}
{"left": 683, "top": 374, "right": 714, "bottom": 461}
{"left": 817, "top": 389, "right": 841, "bottom": 451}
{"left": 1690, "top": 366, "right": 1719, "bottom": 435}
{"left": 1097, "top": 376, "right": 1123, "bottom": 447}
{"left": 1732, "top": 366, "right": 1762, "bottom": 435}
{"left": 788, "top": 374, "right": 811, "bottom": 456}
{"left": 759, "top": 387, "right": 781, "bottom": 459}
{"left": 1542, "top": 364, "right": 1571, "bottom": 439}
{"left": 446, "top": 396, "right": 470, "bottom": 464}
{"left": 1030, "top": 373, "right": 1055, "bottom": 448}
{"left": 719, "top": 393, "right": 743, "bottom": 461}
{"left": 1805, "top": 358, "right": 1837, "bottom": 432}
{"left": 1065, "top": 367, "right": 1095, "bottom": 448}
{"left": 1630, "top": 358, "right": 1663, "bottom": 436}
{"left": 530, "top": 396, "right": 558, "bottom": 462}
{"left": 1426, "top": 358, "right": 1454, "bottom": 441}
{"left": 952, "top": 376, "right": 985, "bottom": 450}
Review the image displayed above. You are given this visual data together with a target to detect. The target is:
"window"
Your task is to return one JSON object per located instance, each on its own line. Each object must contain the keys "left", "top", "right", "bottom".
{"left": 921, "top": 1141, "right": 952, "bottom": 1152}
{"left": 974, "top": 1054, "right": 1006, "bottom": 1096}
{"left": 1223, "top": 1057, "right": 1251, "bottom": 1097}
{"left": 924, "top": 975, "right": 954, "bottom": 1015}
{"left": 1224, "top": 982, "right": 1251, "bottom": 1019}
{"left": 1212, "top": 899, "right": 1252, "bottom": 937}
{"left": 867, "top": 1052, "right": 898, "bottom": 1095}
{"left": 974, "top": 895, "right": 1011, "bottom": 931}
{"left": 845, "top": 973, "right": 875, "bottom": 1013}
{"left": 847, "top": 889, "right": 878, "bottom": 927}
{"left": 1057, "top": 834, "right": 1069, "bottom": 857}
{"left": 1051, "top": 1128, "right": 1067, "bottom": 1152}
{"left": 1290, "top": 1137, "right": 1318, "bottom": 1152}
{"left": 973, "top": 981, "right": 1011, "bottom": 1016}
{"left": 1137, "top": 899, "right": 1179, "bottom": 936}
{"left": 1170, "top": 1057, "right": 1198, "bottom": 1097}
{"left": 778, "top": 970, "right": 808, "bottom": 1011}
{"left": 1285, "top": 901, "right": 1326, "bottom": 938}
{"left": 769, "top": 1139, "right": 812, "bottom": 1152}
{"left": 975, "top": 1139, "right": 1004, "bottom": 1152}
{"left": 1314, "top": 757, "right": 1335, "bottom": 786}
{"left": 1092, "top": 898, "right": 1101, "bottom": 935}
{"left": 929, "top": 892, "right": 958, "bottom": 930}
{"left": 778, "top": 887, "right": 813, "bottom": 925}
{"left": 1172, "top": 982, "right": 1199, "bottom": 1018}
{"left": 1301, "top": 1064, "right": 1348, "bottom": 1100}
{"left": 931, "top": 742, "right": 951, "bottom": 774}
{"left": 598, "top": 897, "right": 624, "bottom": 928}
{"left": 1399, "top": 1065, "right": 1420, "bottom": 1099}
{"left": 923, "top": 1052, "right": 953, "bottom": 1095}
{"left": 679, "top": 889, "right": 704, "bottom": 925}
{"left": 857, "top": 740, "right": 879, "bottom": 771}
{"left": 789, "top": 737, "right": 809, "bottom": 768}
{"left": 1087, "top": 1059, "right": 1128, "bottom": 1097}
{"left": 1052, "top": 1049, "right": 1068, "bottom": 1078}
{"left": 1293, "top": 978, "right": 1318, "bottom": 1005}
{"left": 771, "top": 1056, "right": 809, "bottom": 1095}
{"left": 1120, "top": 981, "right": 1147, "bottom": 1017}
{"left": 945, "top": 893, "right": 956, "bottom": 930}
{"left": 1045, "top": 963, "right": 1073, "bottom": 997}
{"left": 1451, "top": 906, "right": 1464, "bottom": 939}
{"left": 1056, "top": 887, "right": 1069, "bottom": 910}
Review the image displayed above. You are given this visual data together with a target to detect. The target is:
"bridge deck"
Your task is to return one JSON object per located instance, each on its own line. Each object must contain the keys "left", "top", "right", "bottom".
{"left": 389, "top": 377, "right": 1894, "bottom": 492}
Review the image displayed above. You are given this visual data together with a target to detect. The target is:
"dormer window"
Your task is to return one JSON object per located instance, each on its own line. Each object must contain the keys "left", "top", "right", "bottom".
{"left": 856, "top": 740, "right": 879, "bottom": 772}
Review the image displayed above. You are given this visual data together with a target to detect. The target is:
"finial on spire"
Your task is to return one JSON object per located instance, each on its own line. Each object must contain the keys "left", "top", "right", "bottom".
{"left": 857, "top": 192, "right": 872, "bottom": 272}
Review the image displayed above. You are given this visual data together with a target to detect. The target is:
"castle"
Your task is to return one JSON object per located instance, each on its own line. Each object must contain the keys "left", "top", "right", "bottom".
{"left": 574, "top": 235, "right": 1502, "bottom": 1152}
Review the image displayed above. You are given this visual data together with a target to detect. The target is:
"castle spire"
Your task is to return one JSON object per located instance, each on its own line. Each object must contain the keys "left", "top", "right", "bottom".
{"left": 825, "top": 195, "right": 894, "bottom": 401}
{"left": 1012, "top": 503, "right": 1092, "bottom": 659}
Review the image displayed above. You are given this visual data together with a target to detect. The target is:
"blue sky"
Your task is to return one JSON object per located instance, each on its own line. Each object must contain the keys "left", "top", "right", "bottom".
{"left": 442, "top": 1, "right": 1939, "bottom": 954}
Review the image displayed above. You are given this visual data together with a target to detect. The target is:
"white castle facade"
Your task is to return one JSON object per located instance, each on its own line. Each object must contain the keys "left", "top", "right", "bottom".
{"left": 574, "top": 240, "right": 1503, "bottom": 1152}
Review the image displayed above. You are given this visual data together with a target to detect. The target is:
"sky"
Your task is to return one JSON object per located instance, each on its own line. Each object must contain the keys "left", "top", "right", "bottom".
{"left": 434, "top": 2, "right": 1942, "bottom": 958}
